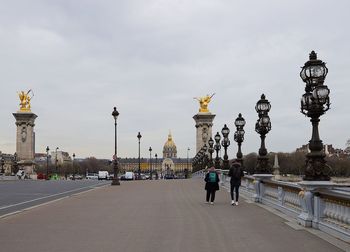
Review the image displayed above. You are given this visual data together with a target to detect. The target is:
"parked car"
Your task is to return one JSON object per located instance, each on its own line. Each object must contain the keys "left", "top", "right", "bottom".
{"left": 120, "top": 172, "right": 135, "bottom": 181}
{"left": 164, "top": 174, "right": 175, "bottom": 179}
{"left": 69, "top": 174, "right": 83, "bottom": 180}
{"left": 86, "top": 173, "right": 98, "bottom": 180}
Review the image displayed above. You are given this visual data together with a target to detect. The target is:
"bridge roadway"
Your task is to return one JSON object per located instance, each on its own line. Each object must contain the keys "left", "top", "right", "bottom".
{"left": 0, "top": 179, "right": 347, "bottom": 252}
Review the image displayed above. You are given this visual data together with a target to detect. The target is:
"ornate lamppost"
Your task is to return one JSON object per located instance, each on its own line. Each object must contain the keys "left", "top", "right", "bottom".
{"left": 234, "top": 113, "right": 246, "bottom": 165}
{"left": 111, "top": 107, "right": 120, "bottom": 185}
{"left": 155, "top": 153, "right": 158, "bottom": 179}
{"left": 149, "top": 147, "right": 152, "bottom": 180}
{"left": 221, "top": 124, "right": 230, "bottom": 170}
{"left": 46, "top": 147, "right": 49, "bottom": 180}
{"left": 202, "top": 144, "right": 208, "bottom": 169}
{"left": 300, "top": 51, "right": 331, "bottom": 181}
{"left": 255, "top": 94, "right": 272, "bottom": 174}
{"left": 214, "top": 132, "right": 221, "bottom": 169}
{"left": 1, "top": 157, "right": 5, "bottom": 174}
{"left": 72, "top": 153, "right": 76, "bottom": 180}
{"left": 208, "top": 137, "right": 214, "bottom": 167}
{"left": 137, "top": 132, "right": 142, "bottom": 180}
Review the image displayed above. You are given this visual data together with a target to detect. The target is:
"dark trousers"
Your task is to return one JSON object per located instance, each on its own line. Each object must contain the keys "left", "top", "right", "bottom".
{"left": 206, "top": 189, "right": 216, "bottom": 202}
{"left": 230, "top": 184, "right": 240, "bottom": 201}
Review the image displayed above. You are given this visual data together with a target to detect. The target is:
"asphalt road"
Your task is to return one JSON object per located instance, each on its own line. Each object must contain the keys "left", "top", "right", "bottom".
{"left": 0, "top": 179, "right": 346, "bottom": 252}
{"left": 0, "top": 179, "right": 110, "bottom": 217}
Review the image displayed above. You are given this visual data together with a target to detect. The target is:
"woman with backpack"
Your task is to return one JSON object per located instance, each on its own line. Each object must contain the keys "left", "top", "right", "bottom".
{"left": 228, "top": 161, "right": 244, "bottom": 205}
{"left": 204, "top": 166, "right": 220, "bottom": 205}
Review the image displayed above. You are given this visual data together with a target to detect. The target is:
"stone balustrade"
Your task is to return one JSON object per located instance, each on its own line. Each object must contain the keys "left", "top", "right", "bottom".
{"left": 217, "top": 171, "right": 350, "bottom": 243}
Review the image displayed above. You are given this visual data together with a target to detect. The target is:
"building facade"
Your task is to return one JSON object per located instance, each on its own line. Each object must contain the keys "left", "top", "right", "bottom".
{"left": 118, "top": 133, "right": 192, "bottom": 175}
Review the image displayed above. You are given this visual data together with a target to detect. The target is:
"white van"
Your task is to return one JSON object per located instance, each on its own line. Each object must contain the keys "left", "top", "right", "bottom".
{"left": 98, "top": 171, "right": 109, "bottom": 180}
{"left": 124, "top": 172, "right": 135, "bottom": 180}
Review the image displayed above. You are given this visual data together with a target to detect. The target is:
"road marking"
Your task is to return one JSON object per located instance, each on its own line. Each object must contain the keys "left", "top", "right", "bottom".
{"left": 0, "top": 183, "right": 107, "bottom": 210}
{"left": 0, "top": 183, "right": 109, "bottom": 219}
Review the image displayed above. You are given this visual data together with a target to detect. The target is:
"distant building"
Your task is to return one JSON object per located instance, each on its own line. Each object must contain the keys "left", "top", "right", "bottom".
{"left": 118, "top": 132, "right": 192, "bottom": 175}
{"left": 296, "top": 144, "right": 349, "bottom": 158}
{"left": 51, "top": 151, "right": 72, "bottom": 166}
{"left": 0, "top": 151, "right": 16, "bottom": 175}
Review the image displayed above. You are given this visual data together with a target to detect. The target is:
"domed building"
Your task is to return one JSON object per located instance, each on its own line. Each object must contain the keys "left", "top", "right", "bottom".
{"left": 163, "top": 132, "right": 177, "bottom": 158}
{"left": 118, "top": 132, "right": 192, "bottom": 178}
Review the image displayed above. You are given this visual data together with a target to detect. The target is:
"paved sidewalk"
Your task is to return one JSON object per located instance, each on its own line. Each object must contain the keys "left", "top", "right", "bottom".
{"left": 0, "top": 179, "right": 346, "bottom": 252}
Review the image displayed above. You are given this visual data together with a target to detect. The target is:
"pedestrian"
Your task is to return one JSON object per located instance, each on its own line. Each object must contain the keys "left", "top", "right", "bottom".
{"left": 228, "top": 161, "right": 244, "bottom": 205}
{"left": 204, "top": 166, "right": 220, "bottom": 205}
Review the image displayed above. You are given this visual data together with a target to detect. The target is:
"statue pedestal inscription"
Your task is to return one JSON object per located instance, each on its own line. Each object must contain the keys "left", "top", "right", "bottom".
{"left": 13, "top": 112, "right": 37, "bottom": 175}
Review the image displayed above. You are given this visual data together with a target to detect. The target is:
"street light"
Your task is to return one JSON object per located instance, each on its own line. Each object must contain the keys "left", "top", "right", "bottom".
{"left": 155, "top": 153, "right": 158, "bottom": 180}
{"left": 255, "top": 94, "right": 272, "bottom": 174}
{"left": 149, "top": 147, "right": 152, "bottom": 180}
{"left": 300, "top": 51, "right": 331, "bottom": 181}
{"left": 55, "top": 147, "right": 59, "bottom": 174}
{"left": 72, "top": 153, "right": 76, "bottom": 180}
{"left": 221, "top": 124, "right": 230, "bottom": 170}
{"left": 186, "top": 147, "right": 190, "bottom": 176}
{"left": 208, "top": 137, "right": 214, "bottom": 167}
{"left": 214, "top": 132, "right": 221, "bottom": 169}
{"left": 111, "top": 107, "right": 120, "bottom": 185}
{"left": 137, "top": 132, "right": 142, "bottom": 180}
{"left": 234, "top": 113, "right": 246, "bottom": 165}
{"left": 46, "top": 147, "right": 50, "bottom": 180}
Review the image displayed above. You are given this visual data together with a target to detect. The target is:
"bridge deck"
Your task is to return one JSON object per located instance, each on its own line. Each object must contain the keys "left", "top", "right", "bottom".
{"left": 0, "top": 179, "right": 346, "bottom": 252}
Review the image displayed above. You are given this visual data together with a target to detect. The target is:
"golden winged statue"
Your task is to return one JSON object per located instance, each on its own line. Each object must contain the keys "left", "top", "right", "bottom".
{"left": 18, "top": 89, "right": 34, "bottom": 112}
{"left": 193, "top": 93, "right": 215, "bottom": 113}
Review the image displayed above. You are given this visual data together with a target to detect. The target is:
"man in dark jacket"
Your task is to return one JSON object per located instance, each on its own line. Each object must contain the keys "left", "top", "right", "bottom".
{"left": 204, "top": 166, "right": 220, "bottom": 205}
{"left": 228, "top": 161, "right": 244, "bottom": 205}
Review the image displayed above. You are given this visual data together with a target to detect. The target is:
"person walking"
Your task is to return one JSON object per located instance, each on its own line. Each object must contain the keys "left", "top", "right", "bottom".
{"left": 204, "top": 166, "right": 220, "bottom": 205}
{"left": 228, "top": 161, "right": 244, "bottom": 205}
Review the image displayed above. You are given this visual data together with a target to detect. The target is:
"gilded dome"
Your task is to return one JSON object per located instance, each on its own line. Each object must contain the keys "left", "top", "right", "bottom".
{"left": 163, "top": 132, "right": 177, "bottom": 158}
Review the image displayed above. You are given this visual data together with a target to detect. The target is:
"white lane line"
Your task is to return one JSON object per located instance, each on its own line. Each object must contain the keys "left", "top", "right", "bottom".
{"left": 0, "top": 183, "right": 107, "bottom": 210}
{"left": 0, "top": 184, "right": 109, "bottom": 220}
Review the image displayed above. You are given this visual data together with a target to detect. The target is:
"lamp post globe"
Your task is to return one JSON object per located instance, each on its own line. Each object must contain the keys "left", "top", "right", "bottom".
{"left": 111, "top": 107, "right": 120, "bottom": 185}
{"left": 300, "top": 51, "right": 331, "bottom": 181}
{"left": 137, "top": 132, "right": 142, "bottom": 180}
{"left": 255, "top": 94, "right": 272, "bottom": 174}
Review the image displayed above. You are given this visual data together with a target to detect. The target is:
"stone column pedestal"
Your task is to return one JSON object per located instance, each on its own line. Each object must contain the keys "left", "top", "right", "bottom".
{"left": 297, "top": 181, "right": 334, "bottom": 227}
{"left": 193, "top": 113, "right": 216, "bottom": 153}
{"left": 13, "top": 112, "right": 37, "bottom": 175}
{"left": 252, "top": 174, "right": 274, "bottom": 202}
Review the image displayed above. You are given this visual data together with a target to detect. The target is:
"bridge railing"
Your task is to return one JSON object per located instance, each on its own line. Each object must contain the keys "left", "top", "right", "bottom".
{"left": 218, "top": 172, "right": 350, "bottom": 243}
{"left": 313, "top": 188, "right": 350, "bottom": 242}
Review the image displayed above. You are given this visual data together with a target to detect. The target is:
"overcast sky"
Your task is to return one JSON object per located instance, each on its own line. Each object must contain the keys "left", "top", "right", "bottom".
{"left": 0, "top": 0, "right": 349, "bottom": 160}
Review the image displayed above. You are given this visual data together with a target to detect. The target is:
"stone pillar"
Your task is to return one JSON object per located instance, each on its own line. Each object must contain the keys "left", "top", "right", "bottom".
{"left": 193, "top": 113, "right": 216, "bottom": 153}
{"left": 13, "top": 112, "right": 37, "bottom": 175}
{"left": 297, "top": 181, "right": 334, "bottom": 227}
{"left": 273, "top": 153, "right": 280, "bottom": 180}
